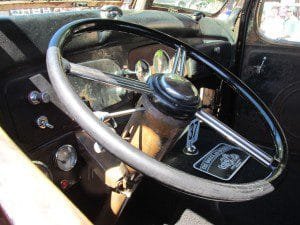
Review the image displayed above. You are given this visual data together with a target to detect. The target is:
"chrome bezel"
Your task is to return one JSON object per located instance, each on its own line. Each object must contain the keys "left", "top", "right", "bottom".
{"left": 55, "top": 144, "right": 78, "bottom": 172}
{"left": 134, "top": 59, "right": 151, "bottom": 82}
{"left": 153, "top": 49, "right": 170, "bottom": 73}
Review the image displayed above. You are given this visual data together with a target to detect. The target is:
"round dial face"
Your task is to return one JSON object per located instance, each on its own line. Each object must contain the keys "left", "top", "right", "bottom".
{"left": 153, "top": 50, "right": 170, "bottom": 73}
{"left": 135, "top": 60, "right": 151, "bottom": 82}
{"left": 55, "top": 145, "right": 77, "bottom": 172}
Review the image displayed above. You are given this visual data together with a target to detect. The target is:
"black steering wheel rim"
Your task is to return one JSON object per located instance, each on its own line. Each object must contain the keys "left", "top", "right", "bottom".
{"left": 46, "top": 18, "right": 288, "bottom": 202}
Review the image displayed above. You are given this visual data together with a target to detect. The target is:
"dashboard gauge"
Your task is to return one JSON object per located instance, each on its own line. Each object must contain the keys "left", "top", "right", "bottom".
{"left": 153, "top": 50, "right": 170, "bottom": 73}
{"left": 135, "top": 60, "right": 151, "bottom": 82}
{"left": 32, "top": 161, "right": 53, "bottom": 181}
{"left": 55, "top": 145, "right": 77, "bottom": 172}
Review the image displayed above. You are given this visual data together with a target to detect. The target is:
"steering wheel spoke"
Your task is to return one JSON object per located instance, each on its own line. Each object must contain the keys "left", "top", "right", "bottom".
{"left": 195, "top": 109, "right": 274, "bottom": 168}
{"left": 66, "top": 60, "right": 152, "bottom": 95}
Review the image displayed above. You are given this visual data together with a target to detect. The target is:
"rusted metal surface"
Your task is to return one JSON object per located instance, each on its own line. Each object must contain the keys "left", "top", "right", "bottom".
{"left": 123, "top": 96, "right": 188, "bottom": 162}
{"left": 97, "top": 95, "right": 190, "bottom": 224}
{"left": 94, "top": 95, "right": 190, "bottom": 224}
{"left": 75, "top": 94, "right": 187, "bottom": 225}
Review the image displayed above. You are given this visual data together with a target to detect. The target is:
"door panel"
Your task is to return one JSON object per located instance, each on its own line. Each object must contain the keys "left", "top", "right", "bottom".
{"left": 234, "top": 2, "right": 300, "bottom": 154}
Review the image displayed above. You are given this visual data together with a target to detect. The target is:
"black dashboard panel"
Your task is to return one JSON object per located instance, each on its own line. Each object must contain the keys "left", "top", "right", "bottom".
{"left": 192, "top": 40, "right": 232, "bottom": 68}
{"left": 4, "top": 68, "right": 136, "bottom": 151}
{"left": 121, "top": 10, "right": 199, "bottom": 37}
{"left": 4, "top": 71, "right": 76, "bottom": 150}
{"left": 0, "top": 10, "right": 102, "bottom": 72}
{"left": 30, "top": 132, "right": 84, "bottom": 188}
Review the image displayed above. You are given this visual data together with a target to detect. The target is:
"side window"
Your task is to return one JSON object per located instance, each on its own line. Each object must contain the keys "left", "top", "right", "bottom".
{"left": 258, "top": 1, "right": 300, "bottom": 43}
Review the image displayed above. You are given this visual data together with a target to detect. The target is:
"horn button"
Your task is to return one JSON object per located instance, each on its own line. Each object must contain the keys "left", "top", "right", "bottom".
{"left": 148, "top": 73, "right": 200, "bottom": 120}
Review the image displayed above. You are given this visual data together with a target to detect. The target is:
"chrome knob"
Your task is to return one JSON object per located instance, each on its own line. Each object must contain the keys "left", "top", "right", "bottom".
{"left": 36, "top": 116, "right": 54, "bottom": 129}
{"left": 28, "top": 91, "right": 50, "bottom": 105}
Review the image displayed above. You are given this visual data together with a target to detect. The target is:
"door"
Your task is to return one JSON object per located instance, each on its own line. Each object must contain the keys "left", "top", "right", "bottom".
{"left": 234, "top": 0, "right": 300, "bottom": 154}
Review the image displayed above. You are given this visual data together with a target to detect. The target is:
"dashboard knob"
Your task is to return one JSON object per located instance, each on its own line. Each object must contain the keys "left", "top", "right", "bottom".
{"left": 36, "top": 116, "right": 54, "bottom": 129}
{"left": 28, "top": 91, "right": 50, "bottom": 105}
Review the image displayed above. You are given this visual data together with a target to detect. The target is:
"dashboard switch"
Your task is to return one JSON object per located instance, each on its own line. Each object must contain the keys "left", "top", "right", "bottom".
{"left": 28, "top": 90, "right": 50, "bottom": 105}
{"left": 36, "top": 116, "right": 54, "bottom": 129}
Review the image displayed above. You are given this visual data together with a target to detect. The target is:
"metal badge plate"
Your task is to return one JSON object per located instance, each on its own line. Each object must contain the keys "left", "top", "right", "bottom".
{"left": 193, "top": 143, "right": 250, "bottom": 181}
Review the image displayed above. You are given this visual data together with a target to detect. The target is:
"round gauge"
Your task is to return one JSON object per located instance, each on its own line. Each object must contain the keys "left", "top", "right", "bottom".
{"left": 32, "top": 161, "right": 53, "bottom": 181}
{"left": 55, "top": 145, "right": 77, "bottom": 172}
{"left": 153, "top": 50, "right": 170, "bottom": 73}
{"left": 135, "top": 60, "right": 151, "bottom": 82}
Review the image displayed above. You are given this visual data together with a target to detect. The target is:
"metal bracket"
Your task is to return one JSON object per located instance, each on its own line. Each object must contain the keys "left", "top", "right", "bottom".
{"left": 183, "top": 119, "right": 200, "bottom": 155}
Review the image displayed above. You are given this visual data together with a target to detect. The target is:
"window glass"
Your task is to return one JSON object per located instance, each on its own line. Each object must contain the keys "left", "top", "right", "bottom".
{"left": 0, "top": 0, "right": 129, "bottom": 16}
{"left": 152, "top": 0, "right": 227, "bottom": 14}
{"left": 258, "top": 0, "right": 300, "bottom": 43}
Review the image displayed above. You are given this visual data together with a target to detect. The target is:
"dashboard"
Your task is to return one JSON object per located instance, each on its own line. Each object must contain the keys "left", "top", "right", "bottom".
{"left": 3, "top": 38, "right": 230, "bottom": 154}
{"left": 0, "top": 9, "right": 233, "bottom": 197}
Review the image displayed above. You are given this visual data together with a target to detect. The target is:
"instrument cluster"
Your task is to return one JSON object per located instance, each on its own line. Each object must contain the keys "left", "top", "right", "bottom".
{"left": 132, "top": 48, "right": 175, "bottom": 82}
{"left": 132, "top": 47, "right": 194, "bottom": 82}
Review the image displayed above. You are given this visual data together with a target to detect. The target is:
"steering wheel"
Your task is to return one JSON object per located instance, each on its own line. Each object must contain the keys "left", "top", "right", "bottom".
{"left": 46, "top": 19, "right": 288, "bottom": 202}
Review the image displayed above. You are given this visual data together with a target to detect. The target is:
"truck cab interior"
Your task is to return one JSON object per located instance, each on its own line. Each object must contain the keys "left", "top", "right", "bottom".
{"left": 0, "top": 0, "right": 299, "bottom": 225}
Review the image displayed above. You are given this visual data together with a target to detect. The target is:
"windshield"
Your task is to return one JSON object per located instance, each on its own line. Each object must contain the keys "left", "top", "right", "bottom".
{"left": 152, "top": 0, "right": 227, "bottom": 14}
{"left": 0, "top": 0, "right": 131, "bottom": 16}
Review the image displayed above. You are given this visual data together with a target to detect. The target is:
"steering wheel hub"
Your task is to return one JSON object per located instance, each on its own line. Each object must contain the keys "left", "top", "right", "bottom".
{"left": 148, "top": 73, "right": 200, "bottom": 119}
